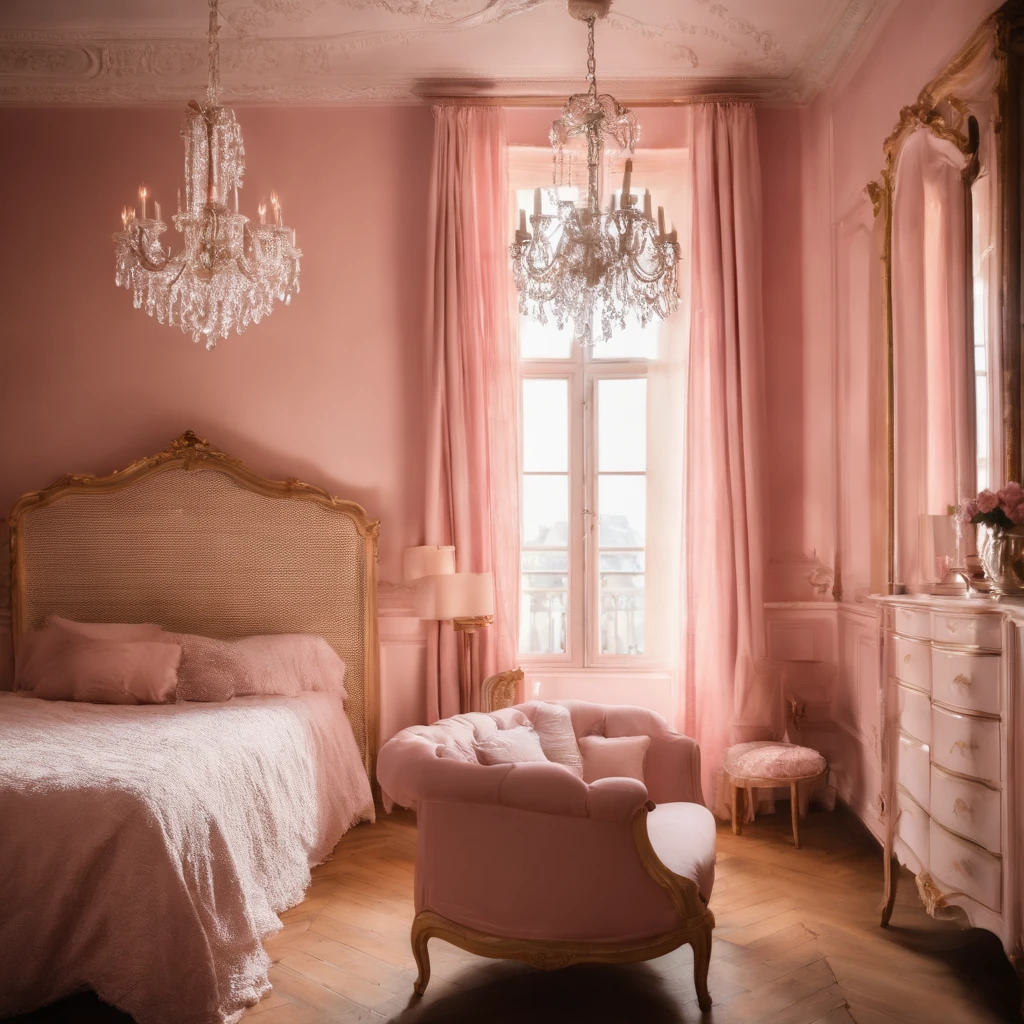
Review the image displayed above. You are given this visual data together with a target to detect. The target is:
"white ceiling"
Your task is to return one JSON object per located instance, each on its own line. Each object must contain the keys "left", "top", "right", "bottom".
{"left": 0, "top": 0, "right": 892, "bottom": 105}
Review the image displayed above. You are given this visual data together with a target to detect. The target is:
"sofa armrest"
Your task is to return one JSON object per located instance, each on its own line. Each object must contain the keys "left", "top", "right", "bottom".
{"left": 585, "top": 776, "right": 650, "bottom": 822}
{"left": 646, "top": 732, "right": 704, "bottom": 806}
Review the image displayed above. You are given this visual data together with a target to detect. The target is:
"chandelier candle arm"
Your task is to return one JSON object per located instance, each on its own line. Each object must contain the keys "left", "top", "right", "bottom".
{"left": 112, "top": 0, "right": 301, "bottom": 349}
{"left": 509, "top": 2, "right": 679, "bottom": 348}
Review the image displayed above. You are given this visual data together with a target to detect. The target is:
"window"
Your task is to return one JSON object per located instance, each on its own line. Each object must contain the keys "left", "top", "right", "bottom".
{"left": 515, "top": 181, "right": 664, "bottom": 666}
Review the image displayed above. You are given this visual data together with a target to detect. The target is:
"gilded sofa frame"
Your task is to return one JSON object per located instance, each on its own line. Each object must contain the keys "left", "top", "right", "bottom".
{"left": 409, "top": 802, "right": 716, "bottom": 1012}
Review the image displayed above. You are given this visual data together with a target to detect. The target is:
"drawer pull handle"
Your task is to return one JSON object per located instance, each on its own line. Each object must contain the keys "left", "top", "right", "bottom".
{"left": 951, "top": 673, "right": 972, "bottom": 690}
{"left": 947, "top": 622, "right": 957, "bottom": 634}
{"left": 953, "top": 797, "right": 972, "bottom": 818}
{"left": 903, "top": 653, "right": 912, "bottom": 664}
{"left": 951, "top": 858, "right": 972, "bottom": 877}
{"left": 951, "top": 740, "right": 979, "bottom": 759}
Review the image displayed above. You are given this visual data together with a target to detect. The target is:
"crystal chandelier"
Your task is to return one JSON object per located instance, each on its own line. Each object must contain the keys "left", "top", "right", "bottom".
{"left": 509, "top": 0, "right": 679, "bottom": 348}
{"left": 113, "top": 0, "right": 301, "bottom": 350}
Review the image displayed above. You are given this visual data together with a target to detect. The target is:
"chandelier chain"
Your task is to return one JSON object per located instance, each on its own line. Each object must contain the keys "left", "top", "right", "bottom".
{"left": 587, "top": 17, "right": 597, "bottom": 101}
{"left": 112, "top": 0, "right": 301, "bottom": 348}
{"left": 207, "top": 0, "right": 221, "bottom": 108}
{"left": 510, "top": 4, "right": 680, "bottom": 348}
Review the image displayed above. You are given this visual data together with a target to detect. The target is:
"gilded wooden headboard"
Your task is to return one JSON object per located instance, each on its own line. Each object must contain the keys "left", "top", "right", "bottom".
{"left": 7, "top": 431, "right": 380, "bottom": 780}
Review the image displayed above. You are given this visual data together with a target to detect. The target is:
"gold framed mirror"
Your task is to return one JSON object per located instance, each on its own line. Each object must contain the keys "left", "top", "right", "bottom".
{"left": 869, "top": 1, "right": 1023, "bottom": 594}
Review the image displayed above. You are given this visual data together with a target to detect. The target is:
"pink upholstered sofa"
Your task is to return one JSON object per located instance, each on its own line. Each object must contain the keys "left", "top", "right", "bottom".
{"left": 376, "top": 700, "right": 717, "bottom": 1011}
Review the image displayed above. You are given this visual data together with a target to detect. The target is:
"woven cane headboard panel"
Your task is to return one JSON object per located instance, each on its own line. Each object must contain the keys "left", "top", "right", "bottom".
{"left": 7, "top": 431, "right": 380, "bottom": 779}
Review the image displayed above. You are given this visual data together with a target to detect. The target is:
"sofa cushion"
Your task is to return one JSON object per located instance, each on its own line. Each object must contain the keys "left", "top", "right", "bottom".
{"left": 579, "top": 734, "right": 650, "bottom": 784}
{"left": 530, "top": 702, "right": 584, "bottom": 777}
{"left": 475, "top": 725, "right": 549, "bottom": 766}
{"left": 646, "top": 801, "right": 716, "bottom": 902}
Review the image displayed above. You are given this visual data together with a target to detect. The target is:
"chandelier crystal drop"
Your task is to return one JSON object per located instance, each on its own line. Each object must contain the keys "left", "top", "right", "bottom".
{"left": 113, "top": 0, "right": 301, "bottom": 350}
{"left": 509, "top": 1, "right": 679, "bottom": 348}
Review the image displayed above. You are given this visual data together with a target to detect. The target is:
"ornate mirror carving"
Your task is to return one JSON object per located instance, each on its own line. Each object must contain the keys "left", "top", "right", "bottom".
{"left": 870, "top": 1, "right": 1023, "bottom": 593}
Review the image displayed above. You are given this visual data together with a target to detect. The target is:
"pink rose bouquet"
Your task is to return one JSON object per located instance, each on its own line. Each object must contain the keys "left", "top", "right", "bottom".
{"left": 959, "top": 482, "right": 1024, "bottom": 532}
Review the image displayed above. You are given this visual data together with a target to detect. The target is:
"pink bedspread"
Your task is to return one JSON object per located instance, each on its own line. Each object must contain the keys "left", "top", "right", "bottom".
{"left": 0, "top": 691, "right": 374, "bottom": 1024}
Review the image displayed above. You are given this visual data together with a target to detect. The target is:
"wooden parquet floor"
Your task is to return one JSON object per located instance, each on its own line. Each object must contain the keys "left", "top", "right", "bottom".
{"left": 10, "top": 803, "right": 1021, "bottom": 1024}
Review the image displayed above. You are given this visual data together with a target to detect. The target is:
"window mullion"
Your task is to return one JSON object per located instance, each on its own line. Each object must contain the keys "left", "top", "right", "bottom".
{"left": 583, "top": 366, "right": 597, "bottom": 667}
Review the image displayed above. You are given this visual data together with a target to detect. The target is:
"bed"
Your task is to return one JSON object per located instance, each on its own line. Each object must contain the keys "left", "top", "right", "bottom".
{"left": 0, "top": 431, "right": 380, "bottom": 1024}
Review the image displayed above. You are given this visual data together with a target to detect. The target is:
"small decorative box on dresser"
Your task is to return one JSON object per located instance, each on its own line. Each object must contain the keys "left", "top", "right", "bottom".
{"left": 876, "top": 596, "right": 1024, "bottom": 994}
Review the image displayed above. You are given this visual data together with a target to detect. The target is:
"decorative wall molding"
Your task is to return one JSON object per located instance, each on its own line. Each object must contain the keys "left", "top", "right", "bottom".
{"left": 768, "top": 551, "right": 837, "bottom": 602}
{"left": 0, "top": 0, "right": 893, "bottom": 106}
{"left": 378, "top": 579, "right": 417, "bottom": 617}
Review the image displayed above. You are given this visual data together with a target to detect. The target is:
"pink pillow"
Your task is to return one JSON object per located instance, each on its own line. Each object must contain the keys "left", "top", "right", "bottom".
{"left": 475, "top": 725, "right": 549, "bottom": 766}
{"left": 168, "top": 631, "right": 347, "bottom": 701}
{"left": 16, "top": 619, "right": 169, "bottom": 692}
{"left": 530, "top": 702, "right": 584, "bottom": 777}
{"left": 578, "top": 734, "right": 650, "bottom": 784}
{"left": 231, "top": 634, "right": 347, "bottom": 698}
{"left": 30, "top": 639, "right": 181, "bottom": 704}
{"left": 170, "top": 633, "right": 244, "bottom": 702}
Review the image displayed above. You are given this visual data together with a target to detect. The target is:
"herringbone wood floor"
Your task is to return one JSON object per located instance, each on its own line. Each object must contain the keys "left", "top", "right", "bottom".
{"left": 11, "top": 803, "right": 1022, "bottom": 1023}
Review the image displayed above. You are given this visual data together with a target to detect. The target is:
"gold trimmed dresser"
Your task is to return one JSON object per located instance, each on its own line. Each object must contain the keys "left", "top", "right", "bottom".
{"left": 877, "top": 594, "right": 1024, "bottom": 985}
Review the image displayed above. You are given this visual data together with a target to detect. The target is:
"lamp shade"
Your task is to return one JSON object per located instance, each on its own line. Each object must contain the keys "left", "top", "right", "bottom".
{"left": 403, "top": 545, "right": 456, "bottom": 583}
{"left": 414, "top": 572, "right": 494, "bottom": 621}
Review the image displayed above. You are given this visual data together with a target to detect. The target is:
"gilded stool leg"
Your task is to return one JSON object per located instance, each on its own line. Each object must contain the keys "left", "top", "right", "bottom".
{"left": 731, "top": 783, "right": 742, "bottom": 836}
{"left": 691, "top": 924, "right": 713, "bottom": 1013}
{"left": 790, "top": 781, "right": 800, "bottom": 849}
{"left": 411, "top": 914, "right": 432, "bottom": 997}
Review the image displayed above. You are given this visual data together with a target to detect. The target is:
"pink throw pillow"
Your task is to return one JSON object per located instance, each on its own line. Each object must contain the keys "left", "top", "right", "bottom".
{"left": 169, "top": 631, "right": 347, "bottom": 701}
{"left": 530, "top": 702, "right": 584, "bottom": 777}
{"left": 231, "top": 634, "right": 347, "bottom": 698}
{"left": 170, "top": 633, "right": 244, "bottom": 702}
{"left": 475, "top": 725, "right": 549, "bottom": 766}
{"left": 16, "top": 618, "right": 169, "bottom": 692}
{"left": 31, "top": 640, "right": 182, "bottom": 704}
{"left": 578, "top": 734, "right": 650, "bottom": 784}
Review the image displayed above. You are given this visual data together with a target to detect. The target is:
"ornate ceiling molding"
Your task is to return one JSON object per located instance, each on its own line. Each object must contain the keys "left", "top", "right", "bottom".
{"left": 0, "top": 0, "right": 892, "bottom": 106}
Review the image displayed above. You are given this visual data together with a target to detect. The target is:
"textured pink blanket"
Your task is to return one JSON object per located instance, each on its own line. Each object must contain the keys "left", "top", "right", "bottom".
{"left": 0, "top": 692, "right": 374, "bottom": 1023}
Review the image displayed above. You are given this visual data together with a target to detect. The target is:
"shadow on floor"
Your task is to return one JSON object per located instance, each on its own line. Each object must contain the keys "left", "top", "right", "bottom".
{"left": 387, "top": 961, "right": 686, "bottom": 1024}
{"left": 3, "top": 992, "right": 132, "bottom": 1023}
{"left": 883, "top": 920, "right": 1021, "bottom": 1023}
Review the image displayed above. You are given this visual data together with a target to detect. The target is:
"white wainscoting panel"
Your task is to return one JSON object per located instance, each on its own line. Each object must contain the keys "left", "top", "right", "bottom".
{"left": 377, "top": 583, "right": 428, "bottom": 749}
{"left": 833, "top": 602, "right": 883, "bottom": 840}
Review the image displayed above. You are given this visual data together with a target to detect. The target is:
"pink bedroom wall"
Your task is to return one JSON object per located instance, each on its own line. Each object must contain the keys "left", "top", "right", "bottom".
{"left": 830, "top": 0, "right": 1003, "bottom": 216}
{"left": 0, "top": 105, "right": 433, "bottom": 686}
{"left": 756, "top": 106, "right": 834, "bottom": 603}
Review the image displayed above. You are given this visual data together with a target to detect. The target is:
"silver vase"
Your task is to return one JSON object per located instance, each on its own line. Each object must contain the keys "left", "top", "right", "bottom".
{"left": 978, "top": 524, "right": 1024, "bottom": 594}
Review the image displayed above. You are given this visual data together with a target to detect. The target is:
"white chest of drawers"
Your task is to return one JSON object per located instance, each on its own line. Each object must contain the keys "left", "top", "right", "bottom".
{"left": 877, "top": 596, "right": 1024, "bottom": 985}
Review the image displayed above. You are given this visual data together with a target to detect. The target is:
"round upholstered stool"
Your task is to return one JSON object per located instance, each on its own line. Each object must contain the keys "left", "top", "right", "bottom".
{"left": 723, "top": 741, "right": 827, "bottom": 849}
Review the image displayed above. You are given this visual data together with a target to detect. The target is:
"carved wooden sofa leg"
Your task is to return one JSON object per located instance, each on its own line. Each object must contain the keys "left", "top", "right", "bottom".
{"left": 691, "top": 923, "right": 713, "bottom": 1012}
{"left": 411, "top": 913, "right": 432, "bottom": 997}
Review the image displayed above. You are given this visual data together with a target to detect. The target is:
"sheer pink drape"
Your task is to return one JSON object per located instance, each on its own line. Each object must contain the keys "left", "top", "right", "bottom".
{"left": 892, "top": 128, "right": 972, "bottom": 586}
{"left": 423, "top": 105, "right": 520, "bottom": 721}
{"left": 683, "top": 104, "right": 780, "bottom": 813}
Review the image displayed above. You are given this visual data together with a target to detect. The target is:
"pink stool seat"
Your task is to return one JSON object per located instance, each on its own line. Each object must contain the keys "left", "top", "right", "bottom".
{"left": 723, "top": 741, "right": 827, "bottom": 849}
{"left": 724, "top": 741, "right": 826, "bottom": 780}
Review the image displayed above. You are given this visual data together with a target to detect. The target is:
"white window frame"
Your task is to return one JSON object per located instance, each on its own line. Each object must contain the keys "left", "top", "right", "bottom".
{"left": 512, "top": 145, "right": 689, "bottom": 674}
{"left": 520, "top": 349, "right": 657, "bottom": 668}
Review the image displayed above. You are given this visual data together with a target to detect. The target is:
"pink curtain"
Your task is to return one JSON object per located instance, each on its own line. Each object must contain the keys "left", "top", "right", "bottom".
{"left": 892, "top": 128, "right": 972, "bottom": 587}
{"left": 683, "top": 104, "right": 780, "bottom": 812}
{"left": 423, "top": 105, "right": 520, "bottom": 721}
